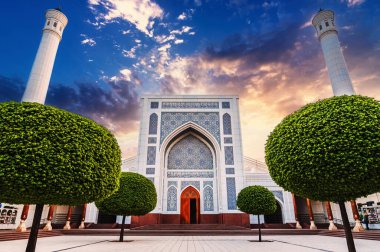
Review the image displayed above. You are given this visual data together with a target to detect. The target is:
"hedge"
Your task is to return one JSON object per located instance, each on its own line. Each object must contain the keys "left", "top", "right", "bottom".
{"left": 0, "top": 102, "right": 121, "bottom": 205}
{"left": 265, "top": 95, "right": 380, "bottom": 202}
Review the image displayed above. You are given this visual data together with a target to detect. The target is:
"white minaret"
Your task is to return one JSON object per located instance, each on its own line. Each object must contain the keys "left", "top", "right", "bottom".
{"left": 22, "top": 8, "right": 68, "bottom": 104}
{"left": 312, "top": 9, "right": 355, "bottom": 96}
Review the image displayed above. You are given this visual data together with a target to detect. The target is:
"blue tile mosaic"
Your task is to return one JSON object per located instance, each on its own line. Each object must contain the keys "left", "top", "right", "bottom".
{"left": 224, "top": 137, "right": 233, "bottom": 144}
{"left": 168, "top": 135, "right": 213, "bottom": 170}
{"left": 148, "top": 137, "right": 157, "bottom": 144}
{"left": 203, "top": 181, "right": 213, "bottom": 188}
{"left": 203, "top": 186, "right": 214, "bottom": 211}
{"left": 147, "top": 146, "right": 156, "bottom": 165}
{"left": 226, "top": 178, "right": 237, "bottom": 210}
{"left": 160, "top": 112, "right": 220, "bottom": 144}
{"left": 146, "top": 168, "right": 155, "bottom": 175}
{"left": 222, "top": 102, "right": 230, "bottom": 109}
{"left": 225, "top": 168, "right": 235, "bottom": 174}
{"left": 224, "top": 146, "right": 234, "bottom": 165}
{"left": 168, "top": 181, "right": 178, "bottom": 187}
{"left": 167, "top": 171, "right": 214, "bottom": 178}
{"left": 167, "top": 186, "right": 177, "bottom": 211}
{"left": 150, "top": 102, "right": 159, "bottom": 108}
{"left": 162, "top": 102, "right": 219, "bottom": 109}
{"left": 149, "top": 113, "right": 158, "bottom": 135}
{"left": 223, "top": 113, "right": 232, "bottom": 135}
{"left": 181, "top": 181, "right": 200, "bottom": 191}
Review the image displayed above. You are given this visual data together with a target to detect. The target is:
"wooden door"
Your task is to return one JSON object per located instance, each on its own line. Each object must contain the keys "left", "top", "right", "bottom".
{"left": 180, "top": 186, "right": 200, "bottom": 224}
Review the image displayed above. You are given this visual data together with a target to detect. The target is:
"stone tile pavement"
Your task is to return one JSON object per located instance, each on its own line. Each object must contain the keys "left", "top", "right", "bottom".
{"left": 1, "top": 235, "right": 379, "bottom": 252}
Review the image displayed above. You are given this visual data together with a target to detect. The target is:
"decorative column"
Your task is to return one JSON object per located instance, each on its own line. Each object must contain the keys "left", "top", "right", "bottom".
{"left": 306, "top": 198, "right": 317, "bottom": 230}
{"left": 16, "top": 204, "right": 30, "bottom": 232}
{"left": 63, "top": 206, "right": 72, "bottom": 230}
{"left": 292, "top": 193, "right": 302, "bottom": 229}
{"left": 43, "top": 205, "right": 56, "bottom": 231}
{"left": 325, "top": 201, "right": 337, "bottom": 231}
{"left": 351, "top": 200, "right": 364, "bottom": 232}
{"left": 78, "top": 204, "right": 87, "bottom": 229}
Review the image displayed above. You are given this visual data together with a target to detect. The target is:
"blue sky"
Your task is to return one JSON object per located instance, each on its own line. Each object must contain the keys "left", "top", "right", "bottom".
{"left": 1, "top": 0, "right": 379, "bottom": 160}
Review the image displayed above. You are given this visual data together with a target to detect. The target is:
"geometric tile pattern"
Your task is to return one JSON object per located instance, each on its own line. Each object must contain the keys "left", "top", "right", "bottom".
{"left": 149, "top": 113, "right": 158, "bottom": 135}
{"left": 146, "top": 168, "right": 155, "bottom": 175}
{"left": 224, "top": 146, "right": 234, "bottom": 165}
{"left": 160, "top": 112, "right": 220, "bottom": 144}
{"left": 223, "top": 113, "right": 232, "bottom": 135}
{"left": 203, "top": 186, "right": 214, "bottom": 211}
{"left": 168, "top": 181, "right": 178, "bottom": 188}
{"left": 168, "top": 135, "right": 213, "bottom": 170}
{"left": 151, "top": 102, "right": 159, "bottom": 108}
{"left": 224, "top": 137, "right": 233, "bottom": 144}
{"left": 203, "top": 181, "right": 213, "bottom": 188}
{"left": 148, "top": 137, "right": 157, "bottom": 144}
{"left": 167, "top": 186, "right": 177, "bottom": 211}
{"left": 181, "top": 181, "right": 201, "bottom": 191}
{"left": 226, "top": 177, "right": 237, "bottom": 210}
{"left": 162, "top": 102, "right": 219, "bottom": 109}
{"left": 225, "top": 168, "right": 235, "bottom": 174}
{"left": 222, "top": 102, "right": 230, "bottom": 108}
{"left": 147, "top": 146, "right": 156, "bottom": 165}
{"left": 167, "top": 171, "right": 214, "bottom": 178}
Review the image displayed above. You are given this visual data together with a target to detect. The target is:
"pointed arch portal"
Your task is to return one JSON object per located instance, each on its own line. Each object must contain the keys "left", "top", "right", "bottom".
{"left": 180, "top": 186, "right": 200, "bottom": 224}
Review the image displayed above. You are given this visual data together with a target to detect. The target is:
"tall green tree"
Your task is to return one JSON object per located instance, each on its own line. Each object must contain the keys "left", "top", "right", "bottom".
{"left": 96, "top": 172, "right": 157, "bottom": 242}
{"left": 0, "top": 102, "right": 121, "bottom": 252}
{"left": 237, "top": 185, "right": 277, "bottom": 242}
{"left": 266, "top": 95, "right": 380, "bottom": 252}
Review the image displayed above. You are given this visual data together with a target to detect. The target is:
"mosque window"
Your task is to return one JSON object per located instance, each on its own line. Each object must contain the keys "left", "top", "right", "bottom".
{"left": 148, "top": 113, "right": 158, "bottom": 135}
{"left": 223, "top": 113, "right": 232, "bottom": 135}
{"left": 203, "top": 186, "right": 214, "bottom": 211}
{"left": 226, "top": 178, "right": 237, "bottom": 210}
{"left": 167, "top": 186, "right": 177, "bottom": 211}
{"left": 222, "top": 102, "right": 230, "bottom": 108}
{"left": 151, "top": 102, "right": 159, "bottom": 108}
{"left": 53, "top": 22, "right": 57, "bottom": 27}
{"left": 325, "top": 21, "right": 329, "bottom": 27}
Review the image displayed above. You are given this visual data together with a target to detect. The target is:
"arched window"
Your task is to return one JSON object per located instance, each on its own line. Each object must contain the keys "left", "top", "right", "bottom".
{"left": 203, "top": 186, "right": 214, "bottom": 211}
{"left": 149, "top": 113, "right": 158, "bottom": 135}
{"left": 167, "top": 186, "right": 177, "bottom": 211}
{"left": 223, "top": 113, "right": 232, "bottom": 135}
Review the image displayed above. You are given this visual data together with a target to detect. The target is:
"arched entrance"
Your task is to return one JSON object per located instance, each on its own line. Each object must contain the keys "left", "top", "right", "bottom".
{"left": 264, "top": 201, "right": 283, "bottom": 224}
{"left": 180, "top": 186, "right": 200, "bottom": 224}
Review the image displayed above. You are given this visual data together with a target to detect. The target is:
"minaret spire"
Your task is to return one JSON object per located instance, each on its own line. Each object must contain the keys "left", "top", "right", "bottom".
{"left": 312, "top": 9, "right": 355, "bottom": 96}
{"left": 22, "top": 9, "right": 68, "bottom": 103}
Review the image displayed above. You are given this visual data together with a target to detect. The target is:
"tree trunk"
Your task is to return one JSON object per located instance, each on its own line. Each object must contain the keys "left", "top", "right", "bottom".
{"left": 26, "top": 204, "right": 44, "bottom": 252}
{"left": 119, "top": 215, "right": 126, "bottom": 242}
{"left": 339, "top": 201, "right": 356, "bottom": 252}
{"left": 258, "top": 214, "right": 262, "bottom": 242}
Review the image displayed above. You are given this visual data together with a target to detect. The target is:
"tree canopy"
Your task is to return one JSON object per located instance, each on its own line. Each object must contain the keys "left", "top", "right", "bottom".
{"left": 265, "top": 95, "right": 380, "bottom": 202}
{"left": 237, "top": 185, "right": 277, "bottom": 215}
{"left": 96, "top": 172, "right": 157, "bottom": 216}
{"left": 0, "top": 102, "right": 121, "bottom": 205}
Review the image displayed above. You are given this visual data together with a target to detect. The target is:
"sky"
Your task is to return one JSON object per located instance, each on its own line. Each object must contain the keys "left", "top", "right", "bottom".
{"left": 0, "top": 0, "right": 379, "bottom": 161}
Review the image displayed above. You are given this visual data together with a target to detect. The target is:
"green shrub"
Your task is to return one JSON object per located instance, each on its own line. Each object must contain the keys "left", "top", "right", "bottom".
{"left": 265, "top": 95, "right": 380, "bottom": 202}
{"left": 96, "top": 172, "right": 157, "bottom": 216}
{"left": 237, "top": 186, "right": 277, "bottom": 215}
{"left": 0, "top": 102, "right": 121, "bottom": 205}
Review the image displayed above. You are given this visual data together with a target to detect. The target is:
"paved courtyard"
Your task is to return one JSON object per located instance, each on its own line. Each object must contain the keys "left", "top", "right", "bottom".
{"left": 1, "top": 235, "right": 379, "bottom": 252}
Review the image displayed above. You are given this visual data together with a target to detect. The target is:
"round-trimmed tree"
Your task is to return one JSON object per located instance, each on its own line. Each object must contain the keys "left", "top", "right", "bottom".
{"left": 0, "top": 102, "right": 121, "bottom": 252}
{"left": 266, "top": 95, "right": 380, "bottom": 252}
{"left": 237, "top": 185, "right": 277, "bottom": 242}
{"left": 96, "top": 172, "right": 157, "bottom": 242}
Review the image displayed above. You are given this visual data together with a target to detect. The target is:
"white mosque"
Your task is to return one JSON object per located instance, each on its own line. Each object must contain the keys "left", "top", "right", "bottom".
{"left": 1, "top": 8, "right": 379, "bottom": 231}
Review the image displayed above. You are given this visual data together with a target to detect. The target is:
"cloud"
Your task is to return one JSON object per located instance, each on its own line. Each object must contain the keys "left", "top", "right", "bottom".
{"left": 345, "top": 0, "right": 365, "bottom": 7}
{"left": 170, "top": 26, "right": 193, "bottom": 35}
{"left": 80, "top": 34, "right": 96, "bottom": 46}
{"left": 177, "top": 12, "right": 187, "bottom": 20}
{"left": 88, "top": 0, "right": 164, "bottom": 37}
{"left": 174, "top": 39, "right": 184, "bottom": 44}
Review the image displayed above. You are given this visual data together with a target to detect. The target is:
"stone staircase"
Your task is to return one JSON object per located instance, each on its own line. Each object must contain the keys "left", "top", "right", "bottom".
{"left": 0, "top": 230, "right": 62, "bottom": 242}
{"left": 318, "top": 230, "right": 380, "bottom": 241}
